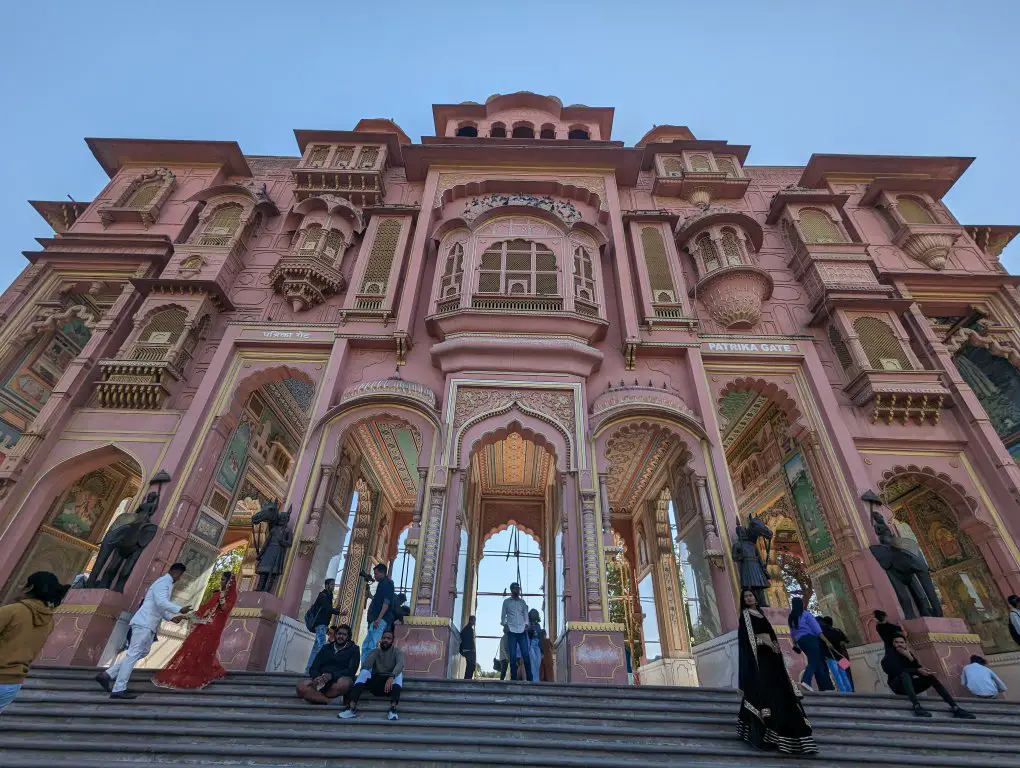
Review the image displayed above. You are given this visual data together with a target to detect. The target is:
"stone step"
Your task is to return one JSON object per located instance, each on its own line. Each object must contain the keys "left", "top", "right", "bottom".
{"left": 23, "top": 668, "right": 1020, "bottom": 714}
{"left": 13, "top": 686, "right": 1019, "bottom": 727}
{"left": 3, "top": 706, "right": 1016, "bottom": 748}
{"left": 0, "top": 722, "right": 1014, "bottom": 767}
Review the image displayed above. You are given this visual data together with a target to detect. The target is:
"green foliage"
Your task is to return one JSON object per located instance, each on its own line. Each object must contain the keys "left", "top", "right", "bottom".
{"left": 201, "top": 545, "right": 246, "bottom": 604}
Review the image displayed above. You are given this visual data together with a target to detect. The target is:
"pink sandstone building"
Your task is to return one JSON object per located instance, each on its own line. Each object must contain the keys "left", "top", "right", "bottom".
{"left": 1, "top": 91, "right": 1019, "bottom": 693}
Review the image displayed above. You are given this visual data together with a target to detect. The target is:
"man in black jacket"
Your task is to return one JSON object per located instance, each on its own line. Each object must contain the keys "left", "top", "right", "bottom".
{"left": 296, "top": 624, "right": 360, "bottom": 704}
{"left": 305, "top": 578, "right": 340, "bottom": 675}
{"left": 882, "top": 636, "right": 974, "bottom": 719}
{"left": 460, "top": 615, "right": 477, "bottom": 679}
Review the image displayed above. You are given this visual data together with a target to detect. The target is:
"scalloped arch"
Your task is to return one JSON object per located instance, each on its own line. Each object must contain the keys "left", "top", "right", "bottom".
{"left": 879, "top": 464, "right": 980, "bottom": 513}
{"left": 717, "top": 377, "right": 804, "bottom": 428}
{"left": 481, "top": 519, "right": 542, "bottom": 550}
{"left": 460, "top": 416, "right": 565, "bottom": 470}
{"left": 293, "top": 194, "right": 366, "bottom": 233}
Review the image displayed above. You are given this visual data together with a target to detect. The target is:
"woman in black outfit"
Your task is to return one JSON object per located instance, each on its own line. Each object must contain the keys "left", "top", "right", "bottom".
{"left": 736, "top": 589, "right": 818, "bottom": 755}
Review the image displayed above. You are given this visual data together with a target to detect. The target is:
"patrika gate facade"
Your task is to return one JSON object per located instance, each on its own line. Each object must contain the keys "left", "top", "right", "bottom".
{"left": 0, "top": 92, "right": 1019, "bottom": 694}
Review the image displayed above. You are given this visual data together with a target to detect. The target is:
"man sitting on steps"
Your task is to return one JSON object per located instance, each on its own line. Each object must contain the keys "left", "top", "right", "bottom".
{"left": 338, "top": 627, "right": 404, "bottom": 721}
{"left": 882, "top": 635, "right": 975, "bottom": 719}
{"left": 296, "top": 623, "right": 359, "bottom": 705}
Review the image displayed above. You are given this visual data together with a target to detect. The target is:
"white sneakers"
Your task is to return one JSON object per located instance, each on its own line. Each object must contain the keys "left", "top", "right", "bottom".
{"left": 337, "top": 707, "right": 399, "bottom": 721}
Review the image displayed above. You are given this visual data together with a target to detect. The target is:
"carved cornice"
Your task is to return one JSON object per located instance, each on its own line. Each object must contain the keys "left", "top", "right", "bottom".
{"left": 339, "top": 376, "right": 438, "bottom": 412}
{"left": 565, "top": 621, "right": 627, "bottom": 632}
{"left": 589, "top": 384, "right": 702, "bottom": 434}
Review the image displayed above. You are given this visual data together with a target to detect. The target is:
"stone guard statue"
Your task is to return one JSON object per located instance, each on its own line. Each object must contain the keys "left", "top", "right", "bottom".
{"left": 85, "top": 490, "right": 161, "bottom": 593}
{"left": 732, "top": 514, "right": 773, "bottom": 607}
{"left": 869, "top": 509, "right": 943, "bottom": 619}
{"left": 252, "top": 501, "right": 292, "bottom": 593}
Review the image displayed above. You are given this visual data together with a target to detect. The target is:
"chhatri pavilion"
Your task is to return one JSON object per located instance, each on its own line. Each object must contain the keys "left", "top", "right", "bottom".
{"left": 1, "top": 91, "right": 1018, "bottom": 692}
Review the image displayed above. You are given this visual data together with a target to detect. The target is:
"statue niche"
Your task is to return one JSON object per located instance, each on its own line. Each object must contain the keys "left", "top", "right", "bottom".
{"left": 252, "top": 500, "right": 292, "bottom": 593}
{"left": 732, "top": 514, "right": 773, "bottom": 607}
{"left": 868, "top": 509, "right": 943, "bottom": 619}
{"left": 85, "top": 490, "right": 161, "bottom": 593}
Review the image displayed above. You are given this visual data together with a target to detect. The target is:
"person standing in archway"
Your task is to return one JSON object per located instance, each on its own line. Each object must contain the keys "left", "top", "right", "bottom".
{"left": 501, "top": 582, "right": 532, "bottom": 682}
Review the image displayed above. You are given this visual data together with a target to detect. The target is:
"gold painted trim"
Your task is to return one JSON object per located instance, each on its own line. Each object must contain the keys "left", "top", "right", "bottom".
{"left": 229, "top": 608, "right": 280, "bottom": 622}
{"left": 914, "top": 632, "right": 982, "bottom": 644}
{"left": 566, "top": 621, "right": 626, "bottom": 632}
{"left": 402, "top": 615, "right": 452, "bottom": 627}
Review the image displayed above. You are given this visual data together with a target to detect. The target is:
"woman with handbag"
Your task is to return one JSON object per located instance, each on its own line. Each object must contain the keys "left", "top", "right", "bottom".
{"left": 788, "top": 597, "right": 834, "bottom": 692}
{"left": 737, "top": 589, "right": 818, "bottom": 755}
{"left": 820, "top": 616, "right": 854, "bottom": 692}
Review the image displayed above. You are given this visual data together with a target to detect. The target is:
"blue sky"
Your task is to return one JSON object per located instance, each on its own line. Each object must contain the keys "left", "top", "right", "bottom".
{"left": 2, "top": 1, "right": 1018, "bottom": 289}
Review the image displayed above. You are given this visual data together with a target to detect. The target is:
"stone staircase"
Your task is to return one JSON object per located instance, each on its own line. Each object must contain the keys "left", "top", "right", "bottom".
{"left": 2, "top": 667, "right": 1019, "bottom": 767}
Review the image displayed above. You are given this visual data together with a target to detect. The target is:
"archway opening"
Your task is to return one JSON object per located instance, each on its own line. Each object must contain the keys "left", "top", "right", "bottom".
{"left": 453, "top": 426, "right": 559, "bottom": 679}
{"left": 3, "top": 451, "right": 143, "bottom": 601}
{"left": 881, "top": 478, "right": 1011, "bottom": 652}
{"left": 717, "top": 388, "right": 861, "bottom": 644}
{"left": 186, "top": 374, "right": 316, "bottom": 606}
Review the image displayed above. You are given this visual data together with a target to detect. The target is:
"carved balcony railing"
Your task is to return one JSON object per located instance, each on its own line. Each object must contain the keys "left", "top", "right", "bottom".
{"left": 94, "top": 359, "right": 182, "bottom": 410}
{"left": 291, "top": 164, "right": 385, "bottom": 207}
{"left": 652, "top": 168, "right": 749, "bottom": 205}
{"left": 470, "top": 295, "right": 564, "bottom": 313}
{"left": 843, "top": 368, "right": 949, "bottom": 425}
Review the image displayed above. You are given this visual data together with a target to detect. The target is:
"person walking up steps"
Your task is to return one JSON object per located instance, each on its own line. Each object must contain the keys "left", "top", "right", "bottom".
{"left": 95, "top": 563, "right": 192, "bottom": 699}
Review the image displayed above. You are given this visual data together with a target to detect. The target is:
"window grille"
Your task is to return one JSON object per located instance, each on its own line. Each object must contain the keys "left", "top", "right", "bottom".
{"left": 640, "top": 226, "right": 676, "bottom": 302}
{"left": 689, "top": 154, "right": 712, "bottom": 172}
{"left": 799, "top": 208, "right": 844, "bottom": 244}
{"left": 573, "top": 246, "right": 597, "bottom": 303}
{"left": 127, "top": 180, "right": 162, "bottom": 208}
{"left": 720, "top": 229, "right": 743, "bottom": 265}
{"left": 357, "top": 147, "right": 379, "bottom": 169}
{"left": 332, "top": 146, "right": 355, "bottom": 168}
{"left": 440, "top": 242, "right": 465, "bottom": 298}
{"left": 360, "top": 219, "right": 402, "bottom": 293}
{"left": 307, "top": 146, "right": 329, "bottom": 168}
{"left": 897, "top": 197, "right": 936, "bottom": 225}
{"left": 828, "top": 325, "right": 854, "bottom": 375}
{"left": 477, "top": 239, "right": 557, "bottom": 296}
{"left": 853, "top": 316, "right": 913, "bottom": 371}
{"left": 696, "top": 233, "right": 720, "bottom": 273}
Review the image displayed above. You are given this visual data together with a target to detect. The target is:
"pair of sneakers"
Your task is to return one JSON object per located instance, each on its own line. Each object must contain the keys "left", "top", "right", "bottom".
{"left": 338, "top": 707, "right": 399, "bottom": 721}
{"left": 912, "top": 703, "right": 976, "bottom": 719}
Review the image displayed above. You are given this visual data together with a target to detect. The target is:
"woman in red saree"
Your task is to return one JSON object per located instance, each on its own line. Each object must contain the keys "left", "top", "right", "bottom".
{"left": 153, "top": 571, "right": 237, "bottom": 690}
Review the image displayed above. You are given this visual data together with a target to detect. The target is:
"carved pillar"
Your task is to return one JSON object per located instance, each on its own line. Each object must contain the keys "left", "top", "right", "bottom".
{"left": 562, "top": 471, "right": 583, "bottom": 623}
{"left": 579, "top": 484, "right": 604, "bottom": 622}
{"left": 412, "top": 468, "right": 428, "bottom": 526}
{"left": 301, "top": 464, "right": 335, "bottom": 548}
{"left": 435, "top": 469, "right": 464, "bottom": 619}
{"left": 694, "top": 474, "right": 737, "bottom": 632}
{"left": 335, "top": 480, "right": 373, "bottom": 624}
{"left": 414, "top": 468, "right": 448, "bottom": 616}
{"left": 598, "top": 472, "right": 613, "bottom": 540}
{"left": 652, "top": 496, "right": 688, "bottom": 656}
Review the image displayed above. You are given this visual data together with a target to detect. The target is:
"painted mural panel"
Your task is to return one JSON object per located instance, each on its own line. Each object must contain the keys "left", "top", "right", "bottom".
{"left": 811, "top": 565, "right": 861, "bottom": 645}
{"left": 216, "top": 422, "right": 251, "bottom": 492}
{"left": 954, "top": 345, "right": 1020, "bottom": 459}
{"left": 783, "top": 453, "right": 833, "bottom": 562}
{"left": 50, "top": 472, "right": 112, "bottom": 539}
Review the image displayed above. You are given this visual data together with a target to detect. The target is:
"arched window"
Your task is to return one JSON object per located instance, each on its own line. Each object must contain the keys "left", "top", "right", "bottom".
{"left": 689, "top": 154, "right": 712, "bottom": 172}
{"left": 134, "top": 307, "right": 188, "bottom": 360}
{"left": 440, "top": 242, "right": 465, "bottom": 297}
{"left": 360, "top": 219, "right": 403, "bottom": 294}
{"left": 720, "top": 228, "right": 743, "bottom": 266}
{"left": 696, "top": 233, "right": 720, "bottom": 273}
{"left": 332, "top": 146, "right": 355, "bottom": 168}
{"left": 640, "top": 226, "right": 676, "bottom": 302}
{"left": 798, "top": 208, "right": 844, "bottom": 244}
{"left": 307, "top": 145, "right": 329, "bottom": 168}
{"left": 489, "top": 123, "right": 507, "bottom": 138}
{"left": 511, "top": 124, "right": 535, "bottom": 139}
{"left": 853, "top": 316, "right": 913, "bottom": 371}
{"left": 662, "top": 157, "right": 684, "bottom": 177}
{"left": 567, "top": 127, "right": 590, "bottom": 140}
{"left": 126, "top": 179, "right": 162, "bottom": 208}
{"left": 897, "top": 197, "right": 936, "bottom": 225}
{"left": 199, "top": 203, "right": 243, "bottom": 246}
{"left": 299, "top": 225, "right": 323, "bottom": 253}
{"left": 478, "top": 239, "right": 557, "bottom": 296}
{"left": 455, "top": 124, "right": 478, "bottom": 137}
{"left": 716, "top": 157, "right": 739, "bottom": 178}
{"left": 323, "top": 230, "right": 345, "bottom": 260}
{"left": 540, "top": 124, "right": 556, "bottom": 139}
{"left": 572, "top": 245, "right": 597, "bottom": 303}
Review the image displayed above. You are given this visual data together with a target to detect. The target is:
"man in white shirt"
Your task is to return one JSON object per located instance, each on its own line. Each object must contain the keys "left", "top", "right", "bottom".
{"left": 500, "top": 582, "right": 532, "bottom": 682}
{"left": 95, "top": 563, "right": 192, "bottom": 699}
{"left": 961, "top": 655, "right": 1007, "bottom": 699}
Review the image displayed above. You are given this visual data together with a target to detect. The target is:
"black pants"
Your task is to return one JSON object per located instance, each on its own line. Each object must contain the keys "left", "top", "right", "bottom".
{"left": 462, "top": 651, "right": 476, "bottom": 679}
{"left": 889, "top": 671, "right": 956, "bottom": 708}
{"left": 349, "top": 675, "right": 401, "bottom": 707}
{"left": 499, "top": 659, "right": 509, "bottom": 680}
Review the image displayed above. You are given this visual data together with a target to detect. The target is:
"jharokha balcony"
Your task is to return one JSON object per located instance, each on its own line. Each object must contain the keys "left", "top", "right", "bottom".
{"left": 678, "top": 208, "right": 772, "bottom": 329}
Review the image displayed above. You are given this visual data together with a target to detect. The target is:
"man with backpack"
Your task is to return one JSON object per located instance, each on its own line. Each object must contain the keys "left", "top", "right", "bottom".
{"left": 304, "top": 578, "right": 340, "bottom": 675}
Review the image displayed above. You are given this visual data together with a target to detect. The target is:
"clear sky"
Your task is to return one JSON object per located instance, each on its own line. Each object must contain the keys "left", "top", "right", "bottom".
{"left": 1, "top": 0, "right": 1018, "bottom": 289}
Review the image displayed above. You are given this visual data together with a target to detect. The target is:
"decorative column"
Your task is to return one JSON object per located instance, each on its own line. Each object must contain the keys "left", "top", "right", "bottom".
{"left": 694, "top": 475, "right": 737, "bottom": 631}
{"left": 395, "top": 465, "right": 455, "bottom": 679}
{"left": 559, "top": 470, "right": 627, "bottom": 685}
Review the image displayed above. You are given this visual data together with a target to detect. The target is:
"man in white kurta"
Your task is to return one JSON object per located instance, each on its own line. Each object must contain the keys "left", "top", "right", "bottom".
{"left": 96, "top": 563, "right": 191, "bottom": 698}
